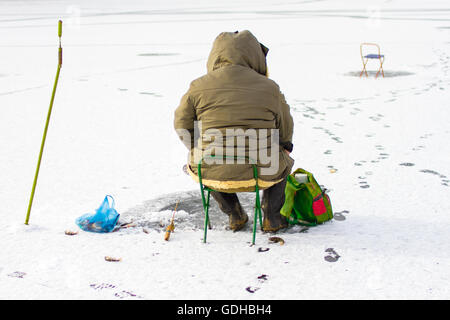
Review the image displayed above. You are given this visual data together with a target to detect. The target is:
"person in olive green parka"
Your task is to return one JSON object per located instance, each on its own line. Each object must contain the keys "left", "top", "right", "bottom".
{"left": 174, "top": 30, "right": 294, "bottom": 232}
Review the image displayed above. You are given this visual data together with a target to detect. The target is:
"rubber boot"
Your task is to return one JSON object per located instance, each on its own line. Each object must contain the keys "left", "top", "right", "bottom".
{"left": 261, "top": 178, "right": 288, "bottom": 232}
{"left": 210, "top": 191, "right": 248, "bottom": 231}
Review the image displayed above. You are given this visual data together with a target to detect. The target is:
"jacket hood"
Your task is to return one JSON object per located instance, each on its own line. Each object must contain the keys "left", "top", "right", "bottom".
{"left": 206, "top": 30, "right": 269, "bottom": 76}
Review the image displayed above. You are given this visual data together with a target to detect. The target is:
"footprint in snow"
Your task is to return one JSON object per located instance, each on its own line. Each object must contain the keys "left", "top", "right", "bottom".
{"left": 419, "top": 133, "right": 433, "bottom": 139}
{"left": 246, "top": 274, "right": 269, "bottom": 293}
{"left": 90, "top": 283, "right": 116, "bottom": 290}
{"left": 412, "top": 145, "right": 425, "bottom": 151}
{"left": 333, "top": 210, "right": 349, "bottom": 221}
{"left": 8, "top": 271, "right": 26, "bottom": 278}
{"left": 246, "top": 286, "right": 260, "bottom": 293}
{"left": 114, "top": 290, "right": 141, "bottom": 299}
{"left": 420, "top": 169, "right": 449, "bottom": 187}
{"left": 399, "top": 162, "right": 415, "bottom": 167}
{"left": 420, "top": 169, "right": 445, "bottom": 178}
{"left": 90, "top": 283, "right": 142, "bottom": 299}
{"left": 358, "top": 176, "right": 370, "bottom": 189}
{"left": 324, "top": 248, "right": 341, "bottom": 263}
{"left": 257, "top": 274, "right": 269, "bottom": 282}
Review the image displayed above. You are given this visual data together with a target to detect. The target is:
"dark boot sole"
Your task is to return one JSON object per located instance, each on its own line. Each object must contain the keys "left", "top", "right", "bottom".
{"left": 230, "top": 215, "right": 249, "bottom": 232}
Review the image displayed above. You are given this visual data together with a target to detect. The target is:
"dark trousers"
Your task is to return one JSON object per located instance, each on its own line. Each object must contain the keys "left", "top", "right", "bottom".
{"left": 210, "top": 178, "right": 287, "bottom": 222}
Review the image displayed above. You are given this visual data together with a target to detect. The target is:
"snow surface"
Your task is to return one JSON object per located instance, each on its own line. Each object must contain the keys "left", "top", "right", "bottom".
{"left": 1, "top": 0, "right": 449, "bottom": 300}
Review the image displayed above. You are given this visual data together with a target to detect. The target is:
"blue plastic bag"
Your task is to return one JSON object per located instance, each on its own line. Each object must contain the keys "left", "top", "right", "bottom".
{"left": 76, "top": 195, "right": 120, "bottom": 233}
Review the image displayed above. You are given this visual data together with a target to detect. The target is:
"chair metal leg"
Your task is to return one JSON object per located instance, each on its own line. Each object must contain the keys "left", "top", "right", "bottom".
{"left": 376, "top": 57, "right": 385, "bottom": 78}
{"left": 360, "top": 58, "right": 368, "bottom": 77}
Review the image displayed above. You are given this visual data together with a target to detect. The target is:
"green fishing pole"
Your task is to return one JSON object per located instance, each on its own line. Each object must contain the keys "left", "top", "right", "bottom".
{"left": 25, "top": 20, "right": 63, "bottom": 225}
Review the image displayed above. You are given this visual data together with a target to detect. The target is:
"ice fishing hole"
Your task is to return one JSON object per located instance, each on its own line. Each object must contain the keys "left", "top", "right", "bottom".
{"left": 344, "top": 71, "right": 415, "bottom": 78}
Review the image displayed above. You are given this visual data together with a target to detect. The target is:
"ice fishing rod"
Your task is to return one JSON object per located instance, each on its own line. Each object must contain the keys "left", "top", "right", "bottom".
{"left": 164, "top": 200, "right": 180, "bottom": 241}
{"left": 25, "top": 20, "right": 63, "bottom": 225}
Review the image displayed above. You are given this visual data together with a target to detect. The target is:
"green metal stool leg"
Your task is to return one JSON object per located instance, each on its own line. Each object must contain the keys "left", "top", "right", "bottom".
{"left": 198, "top": 162, "right": 212, "bottom": 243}
{"left": 203, "top": 189, "right": 210, "bottom": 243}
{"left": 256, "top": 191, "right": 263, "bottom": 230}
{"left": 251, "top": 164, "right": 262, "bottom": 245}
{"left": 252, "top": 208, "right": 258, "bottom": 245}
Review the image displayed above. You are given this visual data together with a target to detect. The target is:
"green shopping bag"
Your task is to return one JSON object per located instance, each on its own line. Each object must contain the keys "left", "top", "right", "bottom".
{"left": 280, "top": 168, "right": 333, "bottom": 226}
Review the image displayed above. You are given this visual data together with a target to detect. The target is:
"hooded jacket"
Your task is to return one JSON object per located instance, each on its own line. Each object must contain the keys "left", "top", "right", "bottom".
{"left": 174, "top": 30, "right": 294, "bottom": 192}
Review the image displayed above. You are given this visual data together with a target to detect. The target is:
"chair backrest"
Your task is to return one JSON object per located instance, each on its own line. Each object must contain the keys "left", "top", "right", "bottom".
{"left": 360, "top": 42, "right": 381, "bottom": 61}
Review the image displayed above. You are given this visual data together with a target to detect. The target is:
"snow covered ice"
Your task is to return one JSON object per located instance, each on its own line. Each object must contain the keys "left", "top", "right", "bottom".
{"left": 0, "top": 0, "right": 449, "bottom": 299}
